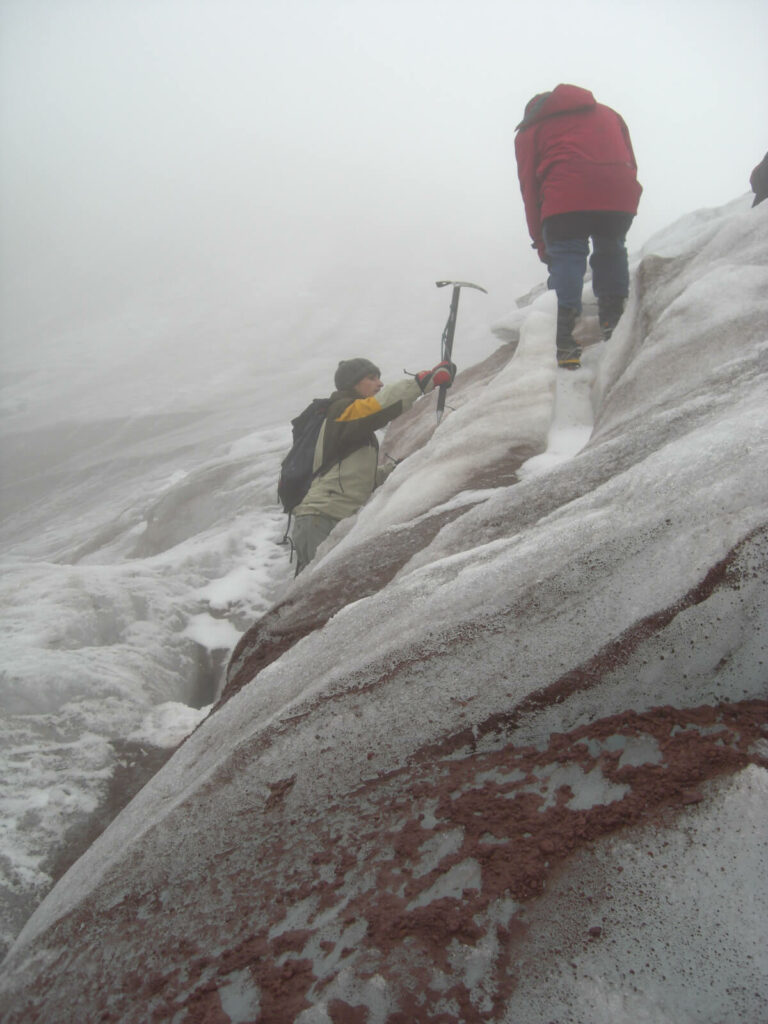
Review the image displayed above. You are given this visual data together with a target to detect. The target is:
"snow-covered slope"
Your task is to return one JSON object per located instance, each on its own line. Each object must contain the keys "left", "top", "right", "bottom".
{"left": 1, "top": 198, "right": 767, "bottom": 1022}
{"left": 0, "top": 260, "right": 499, "bottom": 960}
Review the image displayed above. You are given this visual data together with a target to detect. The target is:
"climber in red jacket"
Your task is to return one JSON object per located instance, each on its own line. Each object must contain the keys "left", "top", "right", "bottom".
{"left": 515, "top": 84, "right": 642, "bottom": 368}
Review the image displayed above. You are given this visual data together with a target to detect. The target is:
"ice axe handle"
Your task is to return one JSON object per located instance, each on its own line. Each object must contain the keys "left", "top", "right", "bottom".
{"left": 434, "top": 280, "right": 487, "bottom": 423}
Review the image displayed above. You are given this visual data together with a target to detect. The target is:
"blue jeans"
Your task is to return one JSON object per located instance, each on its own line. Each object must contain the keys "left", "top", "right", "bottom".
{"left": 543, "top": 215, "right": 631, "bottom": 314}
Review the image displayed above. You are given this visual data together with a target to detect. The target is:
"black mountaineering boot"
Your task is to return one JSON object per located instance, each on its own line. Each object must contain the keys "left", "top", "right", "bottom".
{"left": 598, "top": 295, "right": 626, "bottom": 341}
{"left": 556, "top": 305, "right": 581, "bottom": 370}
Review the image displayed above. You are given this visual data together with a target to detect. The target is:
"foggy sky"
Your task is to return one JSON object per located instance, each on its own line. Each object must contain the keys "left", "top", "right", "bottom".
{"left": 1, "top": 0, "right": 766, "bottom": 422}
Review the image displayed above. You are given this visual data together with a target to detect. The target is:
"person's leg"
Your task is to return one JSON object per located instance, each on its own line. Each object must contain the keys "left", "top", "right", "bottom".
{"left": 543, "top": 230, "right": 589, "bottom": 314}
{"left": 589, "top": 213, "right": 633, "bottom": 339}
{"left": 553, "top": 305, "right": 581, "bottom": 368}
{"left": 292, "top": 514, "right": 338, "bottom": 575}
{"left": 543, "top": 216, "right": 589, "bottom": 368}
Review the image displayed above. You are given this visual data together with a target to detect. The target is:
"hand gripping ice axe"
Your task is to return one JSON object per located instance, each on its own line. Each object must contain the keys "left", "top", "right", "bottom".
{"left": 434, "top": 280, "right": 488, "bottom": 423}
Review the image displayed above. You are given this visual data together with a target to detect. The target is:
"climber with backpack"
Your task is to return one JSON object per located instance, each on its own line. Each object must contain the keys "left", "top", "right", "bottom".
{"left": 279, "top": 356, "right": 456, "bottom": 574}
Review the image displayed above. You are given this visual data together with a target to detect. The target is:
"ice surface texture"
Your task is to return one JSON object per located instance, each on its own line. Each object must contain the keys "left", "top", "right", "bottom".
{"left": 1, "top": 198, "right": 767, "bottom": 1022}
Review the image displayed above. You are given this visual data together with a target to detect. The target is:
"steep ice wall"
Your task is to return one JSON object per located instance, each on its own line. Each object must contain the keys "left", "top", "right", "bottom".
{"left": 1, "top": 199, "right": 766, "bottom": 1023}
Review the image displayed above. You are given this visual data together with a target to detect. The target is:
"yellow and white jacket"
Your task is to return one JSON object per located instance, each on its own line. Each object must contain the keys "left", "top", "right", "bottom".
{"left": 295, "top": 378, "right": 421, "bottom": 522}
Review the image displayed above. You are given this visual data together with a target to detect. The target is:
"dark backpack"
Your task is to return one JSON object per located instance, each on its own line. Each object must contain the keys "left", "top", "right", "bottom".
{"left": 277, "top": 398, "right": 332, "bottom": 520}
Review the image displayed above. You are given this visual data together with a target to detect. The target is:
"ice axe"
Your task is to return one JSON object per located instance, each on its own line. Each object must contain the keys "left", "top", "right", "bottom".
{"left": 434, "top": 280, "right": 488, "bottom": 423}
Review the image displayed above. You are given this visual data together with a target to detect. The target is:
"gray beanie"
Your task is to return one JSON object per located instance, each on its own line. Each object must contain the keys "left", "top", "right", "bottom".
{"left": 334, "top": 358, "right": 381, "bottom": 391}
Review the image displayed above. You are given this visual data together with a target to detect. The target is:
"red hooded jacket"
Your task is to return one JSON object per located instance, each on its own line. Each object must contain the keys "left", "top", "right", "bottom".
{"left": 515, "top": 84, "right": 642, "bottom": 258}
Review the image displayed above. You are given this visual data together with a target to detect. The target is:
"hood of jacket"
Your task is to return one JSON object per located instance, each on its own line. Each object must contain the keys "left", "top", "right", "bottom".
{"left": 516, "top": 84, "right": 596, "bottom": 130}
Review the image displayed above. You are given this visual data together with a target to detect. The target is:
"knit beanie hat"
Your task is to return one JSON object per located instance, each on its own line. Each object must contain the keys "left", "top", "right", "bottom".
{"left": 334, "top": 358, "right": 381, "bottom": 391}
